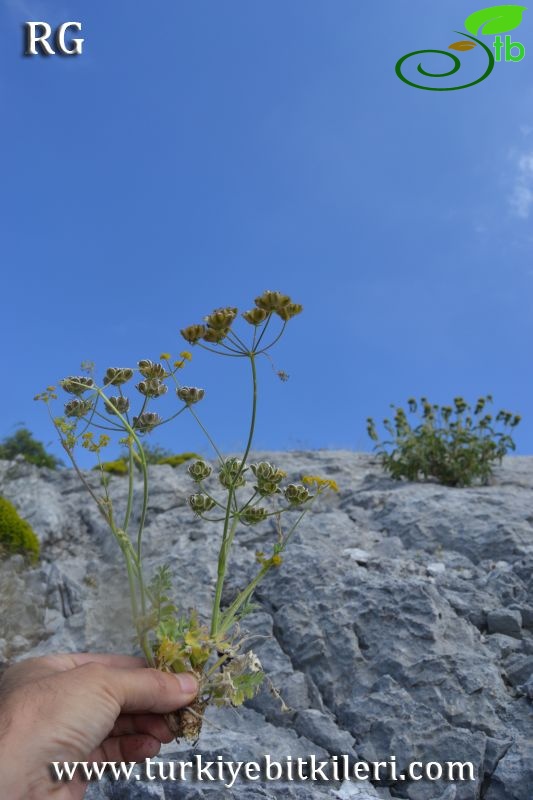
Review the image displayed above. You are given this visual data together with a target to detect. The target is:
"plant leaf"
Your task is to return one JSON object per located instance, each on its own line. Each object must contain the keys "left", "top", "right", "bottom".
{"left": 464, "top": 4, "right": 527, "bottom": 35}
{"left": 449, "top": 40, "right": 478, "bottom": 50}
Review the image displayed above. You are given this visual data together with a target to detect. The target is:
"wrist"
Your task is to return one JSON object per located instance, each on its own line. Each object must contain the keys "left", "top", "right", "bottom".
{"left": 0, "top": 730, "right": 29, "bottom": 800}
{"left": 0, "top": 710, "right": 57, "bottom": 800}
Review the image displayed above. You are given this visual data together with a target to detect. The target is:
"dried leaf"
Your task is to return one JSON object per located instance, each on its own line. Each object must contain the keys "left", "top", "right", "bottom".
{"left": 449, "top": 40, "right": 478, "bottom": 51}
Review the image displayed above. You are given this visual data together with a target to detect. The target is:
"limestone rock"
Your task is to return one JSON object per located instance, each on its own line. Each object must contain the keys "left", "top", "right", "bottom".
{"left": 2, "top": 452, "right": 533, "bottom": 800}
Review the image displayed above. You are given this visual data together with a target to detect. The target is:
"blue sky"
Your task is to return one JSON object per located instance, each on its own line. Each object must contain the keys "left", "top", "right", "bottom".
{"left": 1, "top": 0, "right": 532, "bottom": 467}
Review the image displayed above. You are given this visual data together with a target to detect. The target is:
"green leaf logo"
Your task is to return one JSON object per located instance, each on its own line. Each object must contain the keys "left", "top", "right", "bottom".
{"left": 464, "top": 4, "right": 527, "bottom": 35}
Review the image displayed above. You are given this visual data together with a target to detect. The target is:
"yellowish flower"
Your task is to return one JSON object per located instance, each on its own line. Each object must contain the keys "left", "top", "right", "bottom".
{"left": 302, "top": 475, "right": 339, "bottom": 492}
{"left": 160, "top": 352, "right": 171, "bottom": 360}
{"left": 180, "top": 351, "right": 192, "bottom": 361}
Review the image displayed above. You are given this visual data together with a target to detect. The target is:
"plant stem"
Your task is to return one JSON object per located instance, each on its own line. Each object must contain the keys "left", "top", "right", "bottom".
{"left": 254, "top": 314, "right": 272, "bottom": 350}
{"left": 187, "top": 406, "right": 225, "bottom": 464}
{"left": 218, "top": 564, "right": 270, "bottom": 635}
{"left": 92, "top": 388, "right": 151, "bottom": 643}
{"left": 219, "top": 496, "right": 319, "bottom": 634}
{"left": 123, "top": 442, "right": 134, "bottom": 533}
{"left": 256, "top": 322, "right": 287, "bottom": 354}
{"left": 239, "top": 353, "right": 257, "bottom": 473}
{"left": 210, "top": 353, "right": 258, "bottom": 636}
{"left": 210, "top": 505, "right": 238, "bottom": 635}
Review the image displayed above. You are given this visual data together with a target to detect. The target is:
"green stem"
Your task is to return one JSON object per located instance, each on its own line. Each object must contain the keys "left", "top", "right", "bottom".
{"left": 123, "top": 442, "right": 135, "bottom": 533}
{"left": 219, "top": 496, "right": 320, "bottom": 634}
{"left": 225, "top": 328, "right": 249, "bottom": 352}
{"left": 218, "top": 565, "right": 269, "bottom": 635}
{"left": 124, "top": 547, "right": 153, "bottom": 665}
{"left": 93, "top": 387, "right": 150, "bottom": 630}
{"left": 254, "top": 314, "right": 272, "bottom": 350}
{"left": 210, "top": 504, "right": 238, "bottom": 635}
{"left": 238, "top": 353, "right": 257, "bottom": 474}
{"left": 188, "top": 406, "right": 225, "bottom": 465}
{"left": 197, "top": 343, "right": 245, "bottom": 359}
{"left": 210, "top": 354, "right": 258, "bottom": 636}
{"left": 49, "top": 412, "right": 106, "bottom": 518}
{"left": 256, "top": 322, "right": 287, "bottom": 355}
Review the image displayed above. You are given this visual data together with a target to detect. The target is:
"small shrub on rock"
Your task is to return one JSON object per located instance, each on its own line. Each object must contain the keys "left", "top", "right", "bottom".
{"left": 0, "top": 496, "right": 40, "bottom": 562}
{"left": 0, "top": 427, "right": 61, "bottom": 469}
{"left": 367, "top": 395, "right": 521, "bottom": 487}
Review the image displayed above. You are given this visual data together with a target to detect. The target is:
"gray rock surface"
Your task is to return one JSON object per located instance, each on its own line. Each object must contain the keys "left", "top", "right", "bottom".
{"left": 486, "top": 608, "right": 522, "bottom": 639}
{"left": 1, "top": 452, "right": 533, "bottom": 799}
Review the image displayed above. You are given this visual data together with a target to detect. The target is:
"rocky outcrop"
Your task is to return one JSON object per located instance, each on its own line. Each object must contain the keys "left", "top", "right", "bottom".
{"left": 1, "top": 452, "right": 533, "bottom": 799}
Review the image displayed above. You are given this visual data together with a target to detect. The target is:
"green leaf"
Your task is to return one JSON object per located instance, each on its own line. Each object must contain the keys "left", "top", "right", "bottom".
{"left": 464, "top": 4, "right": 527, "bottom": 35}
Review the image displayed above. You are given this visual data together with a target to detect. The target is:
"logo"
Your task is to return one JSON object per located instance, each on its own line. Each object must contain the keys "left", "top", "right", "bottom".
{"left": 396, "top": 4, "right": 526, "bottom": 90}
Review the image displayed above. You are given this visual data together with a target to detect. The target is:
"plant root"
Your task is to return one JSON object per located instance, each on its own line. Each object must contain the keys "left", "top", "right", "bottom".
{"left": 166, "top": 696, "right": 208, "bottom": 743}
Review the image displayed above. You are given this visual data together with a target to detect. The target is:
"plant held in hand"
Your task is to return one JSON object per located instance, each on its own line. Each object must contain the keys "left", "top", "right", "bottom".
{"left": 367, "top": 395, "right": 521, "bottom": 487}
{"left": 36, "top": 291, "right": 336, "bottom": 741}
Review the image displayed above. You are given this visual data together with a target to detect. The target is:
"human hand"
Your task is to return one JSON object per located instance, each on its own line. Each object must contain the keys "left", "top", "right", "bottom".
{"left": 0, "top": 652, "right": 198, "bottom": 799}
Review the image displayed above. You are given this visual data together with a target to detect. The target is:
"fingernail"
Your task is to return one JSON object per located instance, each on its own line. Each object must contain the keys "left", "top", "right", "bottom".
{"left": 175, "top": 672, "right": 198, "bottom": 694}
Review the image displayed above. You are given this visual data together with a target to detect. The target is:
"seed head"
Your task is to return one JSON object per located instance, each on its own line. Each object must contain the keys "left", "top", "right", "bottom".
{"left": 188, "top": 459, "right": 212, "bottom": 482}
{"left": 242, "top": 308, "right": 268, "bottom": 326}
{"left": 177, "top": 386, "right": 205, "bottom": 405}
{"left": 106, "top": 396, "right": 130, "bottom": 415}
{"left": 203, "top": 327, "right": 230, "bottom": 344}
{"left": 138, "top": 360, "right": 167, "bottom": 380}
{"left": 254, "top": 291, "right": 291, "bottom": 313}
{"left": 256, "top": 479, "right": 282, "bottom": 497}
{"left": 276, "top": 303, "right": 303, "bottom": 321}
{"left": 242, "top": 507, "right": 268, "bottom": 525}
{"left": 133, "top": 412, "right": 162, "bottom": 433}
{"left": 181, "top": 324, "right": 207, "bottom": 344}
{"left": 103, "top": 368, "right": 134, "bottom": 387}
{"left": 284, "top": 483, "right": 311, "bottom": 506}
{"left": 189, "top": 493, "right": 216, "bottom": 515}
{"left": 64, "top": 398, "right": 93, "bottom": 418}
{"left": 250, "top": 462, "right": 286, "bottom": 495}
{"left": 136, "top": 379, "right": 168, "bottom": 398}
{"left": 204, "top": 307, "right": 238, "bottom": 332}
{"left": 219, "top": 457, "right": 247, "bottom": 489}
{"left": 60, "top": 376, "right": 95, "bottom": 395}
{"left": 250, "top": 461, "right": 285, "bottom": 482}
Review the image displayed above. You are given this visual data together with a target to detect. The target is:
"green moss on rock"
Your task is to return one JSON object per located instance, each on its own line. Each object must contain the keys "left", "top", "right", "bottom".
{"left": 99, "top": 459, "right": 129, "bottom": 475}
{"left": 157, "top": 452, "right": 200, "bottom": 468}
{"left": 99, "top": 452, "right": 201, "bottom": 474}
{"left": 0, "top": 496, "right": 40, "bottom": 563}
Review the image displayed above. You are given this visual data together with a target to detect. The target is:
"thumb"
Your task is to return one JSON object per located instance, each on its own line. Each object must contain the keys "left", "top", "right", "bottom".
{"left": 74, "top": 662, "right": 198, "bottom": 714}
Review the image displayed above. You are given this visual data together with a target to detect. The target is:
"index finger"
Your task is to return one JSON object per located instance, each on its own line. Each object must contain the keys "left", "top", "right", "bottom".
{"left": 64, "top": 653, "right": 148, "bottom": 670}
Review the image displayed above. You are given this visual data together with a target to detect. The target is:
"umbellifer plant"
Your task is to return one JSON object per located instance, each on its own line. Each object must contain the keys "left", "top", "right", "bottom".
{"left": 36, "top": 291, "right": 337, "bottom": 741}
{"left": 367, "top": 395, "right": 521, "bottom": 487}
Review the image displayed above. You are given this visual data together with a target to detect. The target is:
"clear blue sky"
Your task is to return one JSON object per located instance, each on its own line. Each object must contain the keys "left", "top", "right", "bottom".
{"left": 1, "top": 0, "right": 532, "bottom": 467}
